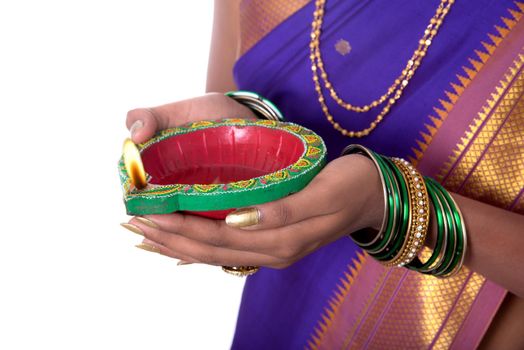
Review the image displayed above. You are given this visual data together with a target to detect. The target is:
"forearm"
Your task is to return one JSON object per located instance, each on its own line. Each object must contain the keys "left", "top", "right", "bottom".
{"left": 441, "top": 194, "right": 524, "bottom": 296}
{"left": 206, "top": 0, "right": 240, "bottom": 93}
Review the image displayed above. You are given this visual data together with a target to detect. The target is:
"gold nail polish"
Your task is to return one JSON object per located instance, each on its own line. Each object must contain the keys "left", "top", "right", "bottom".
{"left": 121, "top": 223, "right": 144, "bottom": 236}
{"left": 225, "top": 207, "right": 260, "bottom": 228}
{"left": 134, "top": 216, "right": 159, "bottom": 229}
{"left": 135, "top": 243, "right": 160, "bottom": 253}
{"left": 177, "top": 260, "right": 193, "bottom": 266}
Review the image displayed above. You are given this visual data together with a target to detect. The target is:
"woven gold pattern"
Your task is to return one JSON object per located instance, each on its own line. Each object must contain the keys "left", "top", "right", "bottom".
{"left": 368, "top": 269, "right": 476, "bottom": 350}
{"left": 432, "top": 273, "right": 485, "bottom": 349}
{"left": 343, "top": 269, "right": 406, "bottom": 349}
{"left": 308, "top": 252, "right": 372, "bottom": 349}
{"left": 410, "top": 3, "right": 524, "bottom": 165}
{"left": 308, "top": 3, "right": 524, "bottom": 349}
{"left": 440, "top": 54, "right": 524, "bottom": 211}
{"left": 239, "top": 0, "right": 309, "bottom": 56}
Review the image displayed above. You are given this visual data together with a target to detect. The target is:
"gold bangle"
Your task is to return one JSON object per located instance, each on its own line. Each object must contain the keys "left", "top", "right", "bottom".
{"left": 385, "top": 158, "right": 430, "bottom": 267}
{"left": 222, "top": 265, "right": 260, "bottom": 277}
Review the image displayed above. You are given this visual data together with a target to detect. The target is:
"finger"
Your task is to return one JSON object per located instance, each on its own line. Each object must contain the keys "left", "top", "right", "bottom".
{"left": 225, "top": 175, "right": 339, "bottom": 230}
{"left": 130, "top": 214, "right": 279, "bottom": 254}
{"left": 136, "top": 238, "right": 199, "bottom": 264}
{"left": 126, "top": 102, "right": 191, "bottom": 144}
{"left": 126, "top": 93, "right": 256, "bottom": 143}
{"left": 126, "top": 108, "right": 162, "bottom": 144}
{"left": 129, "top": 209, "right": 348, "bottom": 262}
{"left": 136, "top": 226, "right": 287, "bottom": 268}
{"left": 225, "top": 154, "right": 379, "bottom": 230}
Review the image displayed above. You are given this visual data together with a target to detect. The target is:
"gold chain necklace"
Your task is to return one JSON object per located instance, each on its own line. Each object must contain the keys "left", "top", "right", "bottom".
{"left": 310, "top": 0, "right": 454, "bottom": 137}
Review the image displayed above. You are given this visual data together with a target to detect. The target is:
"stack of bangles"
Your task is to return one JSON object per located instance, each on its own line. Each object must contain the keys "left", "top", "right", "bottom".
{"left": 225, "top": 91, "right": 467, "bottom": 278}
{"left": 342, "top": 145, "right": 467, "bottom": 278}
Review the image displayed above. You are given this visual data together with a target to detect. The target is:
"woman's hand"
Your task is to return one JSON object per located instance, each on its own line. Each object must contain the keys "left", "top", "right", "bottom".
{"left": 126, "top": 93, "right": 257, "bottom": 143}
{"left": 123, "top": 154, "right": 384, "bottom": 268}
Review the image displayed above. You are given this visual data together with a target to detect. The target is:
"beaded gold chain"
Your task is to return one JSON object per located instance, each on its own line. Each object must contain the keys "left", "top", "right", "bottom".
{"left": 310, "top": 0, "right": 454, "bottom": 137}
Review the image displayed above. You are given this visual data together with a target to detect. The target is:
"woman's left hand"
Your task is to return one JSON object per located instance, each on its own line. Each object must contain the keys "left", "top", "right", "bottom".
{"left": 123, "top": 154, "right": 384, "bottom": 268}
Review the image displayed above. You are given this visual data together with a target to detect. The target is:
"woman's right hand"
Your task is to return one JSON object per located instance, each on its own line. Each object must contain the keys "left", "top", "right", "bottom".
{"left": 126, "top": 93, "right": 258, "bottom": 143}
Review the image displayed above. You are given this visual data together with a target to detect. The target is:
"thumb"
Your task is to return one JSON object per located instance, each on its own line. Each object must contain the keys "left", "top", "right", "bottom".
{"left": 126, "top": 108, "right": 162, "bottom": 144}
{"left": 125, "top": 93, "right": 256, "bottom": 144}
{"left": 125, "top": 96, "right": 196, "bottom": 143}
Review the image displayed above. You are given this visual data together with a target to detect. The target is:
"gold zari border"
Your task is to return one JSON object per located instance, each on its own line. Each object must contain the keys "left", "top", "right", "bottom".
{"left": 239, "top": 0, "right": 309, "bottom": 56}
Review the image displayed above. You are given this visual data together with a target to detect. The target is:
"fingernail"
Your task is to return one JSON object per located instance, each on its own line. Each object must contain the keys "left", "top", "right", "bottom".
{"left": 135, "top": 243, "right": 160, "bottom": 253}
{"left": 177, "top": 260, "right": 193, "bottom": 266}
{"left": 121, "top": 223, "right": 144, "bottom": 236}
{"left": 225, "top": 208, "right": 260, "bottom": 228}
{"left": 134, "top": 216, "right": 159, "bottom": 229}
{"left": 130, "top": 120, "right": 144, "bottom": 137}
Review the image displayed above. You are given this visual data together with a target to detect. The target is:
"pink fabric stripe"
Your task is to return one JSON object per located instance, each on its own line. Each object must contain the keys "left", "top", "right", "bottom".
{"left": 318, "top": 258, "right": 391, "bottom": 350}
{"left": 341, "top": 264, "right": 393, "bottom": 350}
{"left": 509, "top": 186, "right": 524, "bottom": 210}
{"left": 417, "top": 17, "right": 524, "bottom": 178}
{"left": 443, "top": 64, "right": 524, "bottom": 185}
{"left": 447, "top": 66, "right": 524, "bottom": 187}
{"left": 412, "top": 16, "right": 524, "bottom": 349}
{"left": 427, "top": 272, "right": 473, "bottom": 349}
{"left": 449, "top": 280, "right": 507, "bottom": 350}
{"left": 361, "top": 270, "right": 410, "bottom": 350}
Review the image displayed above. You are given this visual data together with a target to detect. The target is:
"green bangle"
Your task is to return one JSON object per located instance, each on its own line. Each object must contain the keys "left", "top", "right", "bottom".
{"left": 225, "top": 90, "right": 285, "bottom": 122}
{"left": 426, "top": 178, "right": 458, "bottom": 277}
{"left": 367, "top": 154, "right": 404, "bottom": 256}
{"left": 370, "top": 155, "right": 410, "bottom": 258}
{"left": 341, "top": 145, "right": 391, "bottom": 249}
{"left": 428, "top": 178, "right": 467, "bottom": 277}
{"left": 360, "top": 152, "right": 398, "bottom": 251}
{"left": 340, "top": 145, "right": 466, "bottom": 277}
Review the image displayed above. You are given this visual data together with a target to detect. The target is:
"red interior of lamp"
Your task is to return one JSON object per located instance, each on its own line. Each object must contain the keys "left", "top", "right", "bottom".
{"left": 140, "top": 125, "right": 305, "bottom": 218}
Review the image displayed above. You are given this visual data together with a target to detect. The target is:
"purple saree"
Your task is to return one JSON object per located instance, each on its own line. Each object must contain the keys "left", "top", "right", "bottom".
{"left": 232, "top": 1, "right": 524, "bottom": 349}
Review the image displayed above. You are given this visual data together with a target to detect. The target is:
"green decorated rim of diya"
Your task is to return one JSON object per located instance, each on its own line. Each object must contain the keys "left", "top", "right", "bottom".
{"left": 118, "top": 118, "right": 327, "bottom": 215}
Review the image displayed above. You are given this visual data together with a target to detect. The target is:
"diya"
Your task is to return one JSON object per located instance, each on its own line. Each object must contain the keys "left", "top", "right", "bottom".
{"left": 118, "top": 118, "right": 327, "bottom": 219}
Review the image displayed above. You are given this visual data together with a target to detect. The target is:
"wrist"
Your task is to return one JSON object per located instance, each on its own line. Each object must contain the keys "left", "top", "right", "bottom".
{"left": 345, "top": 153, "right": 385, "bottom": 232}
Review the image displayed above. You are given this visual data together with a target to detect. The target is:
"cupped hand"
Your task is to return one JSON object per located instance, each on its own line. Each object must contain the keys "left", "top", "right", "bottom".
{"left": 126, "top": 93, "right": 257, "bottom": 143}
{"left": 124, "top": 154, "right": 384, "bottom": 268}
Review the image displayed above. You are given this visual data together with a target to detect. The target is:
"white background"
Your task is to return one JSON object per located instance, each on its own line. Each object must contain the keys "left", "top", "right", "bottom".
{"left": 0, "top": 1, "right": 246, "bottom": 349}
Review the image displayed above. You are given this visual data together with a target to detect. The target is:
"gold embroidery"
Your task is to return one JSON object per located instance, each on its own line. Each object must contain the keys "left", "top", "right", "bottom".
{"left": 345, "top": 269, "right": 406, "bottom": 349}
{"left": 239, "top": 0, "right": 309, "bottom": 56}
{"left": 432, "top": 273, "right": 485, "bottom": 349}
{"left": 335, "top": 39, "right": 351, "bottom": 56}
{"left": 440, "top": 55, "right": 524, "bottom": 211}
{"left": 307, "top": 252, "right": 371, "bottom": 350}
{"left": 367, "top": 269, "right": 473, "bottom": 349}
{"left": 410, "top": 5, "right": 524, "bottom": 165}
